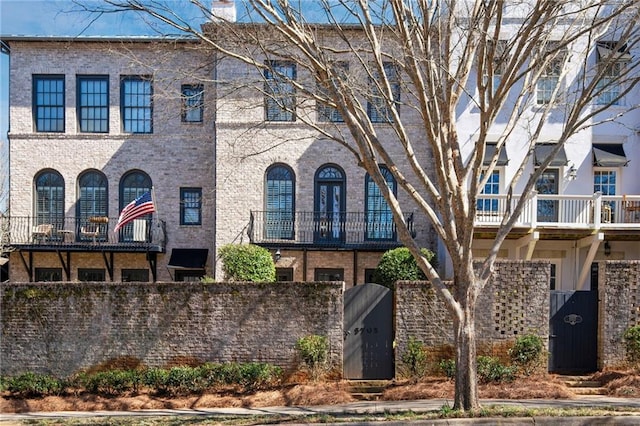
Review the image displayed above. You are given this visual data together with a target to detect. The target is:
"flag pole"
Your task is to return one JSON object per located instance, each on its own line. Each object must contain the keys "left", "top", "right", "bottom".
{"left": 151, "top": 186, "right": 158, "bottom": 217}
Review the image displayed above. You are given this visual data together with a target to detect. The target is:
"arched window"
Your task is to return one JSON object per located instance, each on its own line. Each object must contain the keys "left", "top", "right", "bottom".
{"left": 265, "top": 164, "right": 295, "bottom": 239}
{"left": 34, "top": 170, "right": 64, "bottom": 229}
{"left": 119, "top": 170, "right": 152, "bottom": 241}
{"left": 314, "top": 164, "right": 346, "bottom": 243}
{"left": 78, "top": 170, "right": 108, "bottom": 221}
{"left": 365, "top": 166, "right": 396, "bottom": 240}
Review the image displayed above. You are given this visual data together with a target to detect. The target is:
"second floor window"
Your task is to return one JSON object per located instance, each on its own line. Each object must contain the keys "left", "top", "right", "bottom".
{"left": 368, "top": 62, "right": 400, "bottom": 123}
{"left": 536, "top": 45, "right": 564, "bottom": 105}
{"left": 181, "top": 84, "right": 204, "bottom": 122}
{"left": 317, "top": 61, "right": 348, "bottom": 123}
{"left": 264, "top": 61, "right": 296, "bottom": 122}
{"left": 265, "top": 165, "right": 295, "bottom": 240}
{"left": 33, "top": 75, "right": 65, "bottom": 132}
{"left": 78, "top": 76, "right": 109, "bottom": 132}
{"left": 180, "top": 187, "right": 202, "bottom": 225}
{"left": 121, "top": 76, "right": 152, "bottom": 133}
{"left": 596, "top": 42, "right": 630, "bottom": 106}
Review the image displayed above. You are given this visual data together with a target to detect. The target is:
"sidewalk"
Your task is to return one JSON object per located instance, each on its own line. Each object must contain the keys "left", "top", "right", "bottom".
{"left": 2, "top": 396, "right": 640, "bottom": 423}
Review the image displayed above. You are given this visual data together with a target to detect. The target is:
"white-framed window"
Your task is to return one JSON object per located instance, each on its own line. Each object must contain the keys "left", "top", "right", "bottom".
{"left": 595, "top": 42, "right": 630, "bottom": 106}
{"left": 536, "top": 43, "right": 565, "bottom": 105}
{"left": 482, "top": 40, "right": 507, "bottom": 99}
{"left": 477, "top": 169, "right": 501, "bottom": 214}
{"left": 594, "top": 168, "right": 617, "bottom": 220}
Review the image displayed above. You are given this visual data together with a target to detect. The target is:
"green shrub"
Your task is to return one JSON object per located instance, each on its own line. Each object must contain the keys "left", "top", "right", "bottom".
{"left": 142, "top": 368, "right": 170, "bottom": 394}
{"left": 400, "top": 337, "right": 428, "bottom": 381}
{"left": 623, "top": 324, "right": 640, "bottom": 370}
{"left": 219, "top": 244, "right": 276, "bottom": 282}
{"left": 165, "top": 366, "right": 204, "bottom": 395}
{"left": 295, "top": 335, "right": 329, "bottom": 380}
{"left": 6, "top": 372, "right": 64, "bottom": 397}
{"left": 477, "top": 356, "right": 515, "bottom": 384}
{"left": 439, "top": 359, "right": 456, "bottom": 379}
{"left": 372, "top": 247, "right": 436, "bottom": 289}
{"left": 81, "top": 369, "right": 140, "bottom": 396}
{"left": 509, "top": 334, "right": 544, "bottom": 376}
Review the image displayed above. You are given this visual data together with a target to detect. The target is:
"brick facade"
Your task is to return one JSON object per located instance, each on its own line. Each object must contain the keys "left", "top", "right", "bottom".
{"left": 7, "top": 40, "right": 215, "bottom": 281}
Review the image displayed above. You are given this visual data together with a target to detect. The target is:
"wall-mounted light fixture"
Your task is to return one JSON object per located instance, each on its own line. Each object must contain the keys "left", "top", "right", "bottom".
{"left": 274, "top": 249, "right": 281, "bottom": 262}
{"left": 568, "top": 164, "right": 578, "bottom": 181}
{"left": 604, "top": 241, "right": 611, "bottom": 256}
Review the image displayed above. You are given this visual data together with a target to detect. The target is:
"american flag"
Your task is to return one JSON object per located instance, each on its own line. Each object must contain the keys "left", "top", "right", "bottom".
{"left": 114, "top": 191, "right": 155, "bottom": 232}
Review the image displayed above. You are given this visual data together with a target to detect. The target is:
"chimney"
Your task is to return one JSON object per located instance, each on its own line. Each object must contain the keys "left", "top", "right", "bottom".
{"left": 211, "top": 0, "right": 236, "bottom": 23}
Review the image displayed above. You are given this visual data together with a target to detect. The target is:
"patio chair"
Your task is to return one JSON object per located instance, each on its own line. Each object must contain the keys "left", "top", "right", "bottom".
{"left": 32, "top": 224, "right": 53, "bottom": 243}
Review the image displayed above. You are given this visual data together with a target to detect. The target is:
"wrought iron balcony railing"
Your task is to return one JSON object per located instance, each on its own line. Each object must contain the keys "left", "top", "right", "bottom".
{"left": 248, "top": 211, "right": 415, "bottom": 248}
{"left": 3, "top": 216, "right": 166, "bottom": 251}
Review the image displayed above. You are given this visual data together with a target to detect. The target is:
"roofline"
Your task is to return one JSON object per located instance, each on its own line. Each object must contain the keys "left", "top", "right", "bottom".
{"left": 0, "top": 35, "right": 198, "bottom": 44}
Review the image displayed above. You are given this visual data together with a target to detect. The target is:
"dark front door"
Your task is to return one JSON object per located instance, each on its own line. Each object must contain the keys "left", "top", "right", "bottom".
{"left": 343, "top": 283, "right": 394, "bottom": 379}
{"left": 549, "top": 290, "right": 598, "bottom": 373}
{"left": 314, "top": 165, "right": 346, "bottom": 244}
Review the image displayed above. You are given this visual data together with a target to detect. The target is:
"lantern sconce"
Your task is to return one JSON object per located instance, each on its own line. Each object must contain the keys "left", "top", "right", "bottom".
{"left": 568, "top": 164, "right": 578, "bottom": 181}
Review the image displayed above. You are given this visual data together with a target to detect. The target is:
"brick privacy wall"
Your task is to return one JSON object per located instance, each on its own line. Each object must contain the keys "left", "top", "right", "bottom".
{"left": 395, "top": 261, "right": 550, "bottom": 366}
{"left": 599, "top": 260, "right": 640, "bottom": 369}
{"left": 0, "top": 282, "right": 344, "bottom": 377}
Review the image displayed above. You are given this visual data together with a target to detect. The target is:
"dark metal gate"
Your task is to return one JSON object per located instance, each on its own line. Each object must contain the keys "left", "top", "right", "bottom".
{"left": 343, "top": 283, "right": 394, "bottom": 379}
{"left": 549, "top": 289, "right": 598, "bottom": 373}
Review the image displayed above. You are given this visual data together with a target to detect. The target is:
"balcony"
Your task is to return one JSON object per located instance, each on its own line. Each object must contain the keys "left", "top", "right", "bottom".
{"left": 474, "top": 193, "right": 640, "bottom": 233}
{"left": 248, "top": 211, "right": 415, "bottom": 249}
{"left": 4, "top": 216, "right": 166, "bottom": 252}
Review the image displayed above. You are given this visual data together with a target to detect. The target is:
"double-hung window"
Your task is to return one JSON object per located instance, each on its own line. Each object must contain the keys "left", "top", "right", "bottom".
{"left": 180, "top": 187, "right": 202, "bottom": 225}
{"left": 477, "top": 170, "right": 500, "bottom": 214}
{"left": 33, "top": 75, "right": 65, "bottom": 132}
{"left": 594, "top": 169, "right": 617, "bottom": 220}
{"left": 483, "top": 40, "right": 507, "bottom": 100}
{"left": 596, "top": 42, "right": 630, "bottom": 106}
{"left": 317, "top": 61, "right": 348, "bottom": 123}
{"left": 121, "top": 76, "right": 152, "bottom": 133}
{"left": 181, "top": 84, "right": 204, "bottom": 122}
{"left": 368, "top": 62, "right": 400, "bottom": 123}
{"left": 536, "top": 44, "right": 564, "bottom": 105}
{"left": 264, "top": 61, "right": 296, "bottom": 122}
{"left": 77, "top": 75, "right": 109, "bottom": 132}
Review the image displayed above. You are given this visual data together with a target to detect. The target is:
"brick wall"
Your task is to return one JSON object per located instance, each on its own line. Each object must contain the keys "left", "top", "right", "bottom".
{"left": 599, "top": 260, "right": 640, "bottom": 368}
{"left": 0, "top": 281, "right": 344, "bottom": 377}
{"left": 395, "top": 261, "right": 550, "bottom": 365}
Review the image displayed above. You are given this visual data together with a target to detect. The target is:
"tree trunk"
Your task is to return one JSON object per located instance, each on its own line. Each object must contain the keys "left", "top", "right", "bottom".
{"left": 453, "top": 295, "right": 480, "bottom": 411}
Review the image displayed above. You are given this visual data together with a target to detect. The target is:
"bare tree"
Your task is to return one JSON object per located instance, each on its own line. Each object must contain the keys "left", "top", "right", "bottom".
{"left": 73, "top": 0, "right": 640, "bottom": 410}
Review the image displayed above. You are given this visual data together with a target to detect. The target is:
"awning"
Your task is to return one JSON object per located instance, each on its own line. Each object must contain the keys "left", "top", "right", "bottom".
{"left": 167, "top": 248, "right": 208, "bottom": 270}
{"left": 593, "top": 144, "right": 629, "bottom": 167}
{"left": 534, "top": 144, "right": 568, "bottom": 167}
{"left": 0, "top": 257, "right": 8, "bottom": 266}
{"left": 597, "top": 45, "right": 632, "bottom": 62}
{"left": 483, "top": 143, "right": 509, "bottom": 166}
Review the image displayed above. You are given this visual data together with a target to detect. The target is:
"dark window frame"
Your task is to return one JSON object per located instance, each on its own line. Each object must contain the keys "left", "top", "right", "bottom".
{"left": 181, "top": 84, "right": 204, "bottom": 123}
{"left": 33, "top": 74, "right": 65, "bottom": 132}
{"left": 364, "top": 166, "right": 397, "bottom": 241}
{"left": 314, "top": 268, "right": 344, "bottom": 281}
{"left": 78, "top": 268, "right": 106, "bottom": 282}
{"left": 367, "top": 62, "right": 400, "bottom": 123}
{"left": 264, "top": 61, "right": 296, "bottom": 122}
{"left": 118, "top": 170, "right": 152, "bottom": 241}
{"left": 265, "top": 164, "right": 295, "bottom": 240}
{"left": 121, "top": 269, "right": 150, "bottom": 282}
{"left": 77, "top": 75, "right": 109, "bottom": 133}
{"left": 317, "top": 61, "right": 348, "bottom": 123}
{"left": 35, "top": 268, "right": 63, "bottom": 282}
{"left": 180, "top": 187, "right": 202, "bottom": 226}
{"left": 34, "top": 169, "right": 65, "bottom": 228}
{"left": 121, "top": 75, "right": 153, "bottom": 133}
{"left": 77, "top": 170, "right": 108, "bottom": 225}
